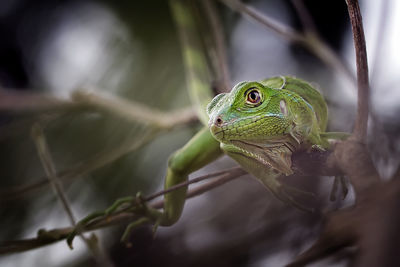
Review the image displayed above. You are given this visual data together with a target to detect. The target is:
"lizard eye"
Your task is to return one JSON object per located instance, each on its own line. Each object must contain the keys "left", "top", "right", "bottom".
{"left": 245, "top": 88, "right": 261, "bottom": 106}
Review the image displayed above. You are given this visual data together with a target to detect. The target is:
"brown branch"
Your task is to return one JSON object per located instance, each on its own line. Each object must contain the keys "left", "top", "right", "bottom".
{"left": 0, "top": 167, "right": 246, "bottom": 254}
{"left": 347, "top": 0, "right": 370, "bottom": 143}
{"left": 219, "top": 0, "right": 303, "bottom": 42}
{"left": 0, "top": 127, "right": 160, "bottom": 203}
{"left": 0, "top": 90, "right": 199, "bottom": 203}
{"left": 31, "top": 124, "right": 114, "bottom": 267}
{"left": 0, "top": 145, "right": 349, "bottom": 255}
{"left": 71, "top": 90, "right": 198, "bottom": 130}
{"left": 288, "top": 1, "right": 383, "bottom": 266}
{"left": 0, "top": 89, "right": 75, "bottom": 112}
{"left": 32, "top": 124, "right": 77, "bottom": 225}
{"left": 219, "top": 0, "right": 356, "bottom": 86}
{"left": 144, "top": 167, "right": 243, "bottom": 202}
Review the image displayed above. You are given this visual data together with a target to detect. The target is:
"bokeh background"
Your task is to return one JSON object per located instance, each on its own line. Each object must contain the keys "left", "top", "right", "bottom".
{"left": 0, "top": 0, "right": 399, "bottom": 266}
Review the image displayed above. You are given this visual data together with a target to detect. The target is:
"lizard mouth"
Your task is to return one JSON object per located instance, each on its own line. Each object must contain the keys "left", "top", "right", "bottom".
{"left": 232, "top": 139, "right": 296, "bottom": 153}
{"left": 209, "top": 125, "right": 225, "bottom": 141}
{"left": 230, "top": 139, "right": 297, "bottom": 176}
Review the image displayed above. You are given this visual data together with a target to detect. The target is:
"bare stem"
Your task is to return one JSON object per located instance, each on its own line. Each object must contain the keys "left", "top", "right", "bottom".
{"left": 346, "top": 0, "right": 370, "bottom": 142}
{"left": 1, "top": 88, "right": 199, "bottom": 203}
{"left": 0, "top": 88, "right": 198, "bottom": 130}
{"left": 31, "top": 124, "right": 113, "bottom": 267}
{"left": 0, "top": 167, "right": 246, "bottom": 254}
{"left": 144, "top": 167, "right": 244, "bottom": 202}
{"left": 31, "top": 123, "right": 77, "bottom": 225}
{"left": 0, "top": 127, "right": 159, "bottom": 203}
{"left": 71, "top": 90, "right": 198, "bottom": 129}
{"left": 202, "top": 0, "right": 232, "bottom": 92}
{"left": 219, "top": 0, "right": 303, "bottom": 42}
{"left": 0, "top": 89, "right": 81, "bottom": 112}
{"left": 290, "top": 0, "right": 317, "bottom": 35}
{"left": 219, "top": 0, "right": 356, "bottom": 86}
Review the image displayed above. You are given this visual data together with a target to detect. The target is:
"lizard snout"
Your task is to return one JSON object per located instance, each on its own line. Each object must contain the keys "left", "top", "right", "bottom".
{"left": 209, "top": 116, "right": 225, "bottom": 139}
{"left": 209, "top": 115, "right": 223, "bottom": 128}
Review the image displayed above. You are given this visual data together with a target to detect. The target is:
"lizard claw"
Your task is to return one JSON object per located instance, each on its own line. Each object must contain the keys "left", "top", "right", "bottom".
{"left": 67, "top": 210, "right": 106, "bottom": 249}
{"left": 104, "top": 196, "right": 136, "bottom": 215}
{"left": 118, "top": 192, "right": 164, "bottom": 244}
{"left": 66, "top": 193, "right": 146, "bottom": 249}
{"left": 121, "top": 217, "right": 151, "bottom": 245}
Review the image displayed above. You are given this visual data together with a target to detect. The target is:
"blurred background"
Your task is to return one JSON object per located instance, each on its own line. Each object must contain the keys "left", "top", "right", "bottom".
{"left": 0, "top": 0, "right": 399, "bottom": 266}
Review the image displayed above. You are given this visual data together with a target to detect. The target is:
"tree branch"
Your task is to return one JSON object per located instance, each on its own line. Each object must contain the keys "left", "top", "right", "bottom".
{"left": 71, "top": 90, "right": 198, "bottom": 130}
{"left": 346, "top": 0, "right": 370, "bottom": 143}
{"left": 0, "top": 144, "right": 350, "bottom": 255}
{"left": 31, "top": 124, "right": 114, "bottom": 267}
{"left": 202, "top": 0, "right": 232, "bottom": 93}
{"left": 0, "top": 127, "right": 159, "bottom": 203}
{"left": 219, "top": 0, "right": 356, "bottom": 86}
{"left": 0, "top": 167, "right": 246, "bottom": 254}
{"left": 288, "top": 1, "right": 384, "bottom": 266}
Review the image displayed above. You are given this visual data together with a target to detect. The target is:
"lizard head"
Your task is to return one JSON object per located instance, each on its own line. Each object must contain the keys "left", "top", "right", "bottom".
{"left": 207, "top": 81, "right": 297, "bottom": 175}
{"left": 207, "top": 81, "right": 291, "bottom": 145}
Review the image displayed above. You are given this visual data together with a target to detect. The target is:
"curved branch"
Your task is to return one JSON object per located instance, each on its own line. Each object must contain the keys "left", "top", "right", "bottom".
{"left": 346, "top": 0, "right": 370, "bottom": 143}
{"left": 0, "top": 147, "right": 346, "bottom": 255}
{"left": 202, "top": 0, "right": 232, "bottom": 92}
{"left": 219, "top": 0, "right": 356, "bottom": 86}
{"left": 0, "top": 167, "right": 246, "bottom": 254}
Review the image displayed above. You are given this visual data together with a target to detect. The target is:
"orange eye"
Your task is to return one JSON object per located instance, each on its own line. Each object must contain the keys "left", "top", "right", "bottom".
{"left": 246, "top": 89, "right": 261, "bottom": 104}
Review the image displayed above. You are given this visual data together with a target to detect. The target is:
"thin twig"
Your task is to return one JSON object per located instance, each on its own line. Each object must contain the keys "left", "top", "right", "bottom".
{"left": 289, "top": 0, "right": 354, "bottom": 87}
{"left": 290, "top": 0, "right": 318, "bottom": 35}
{"left": 0, "top": 127, "right": 159, "bottom": 202}
{"left": 1, "top": 89, "right": 198, "bottom": 202}
{"left": 79, "top": 167, "right": 246, "bottom": 227}
{"left": 346, "top": 0, "right": 370, "bottom": 143}
{"left": 0, "top": 89, "right": 79, "bottom": 112}
{"left": 202, "top": 0, "right": 232, "bottom": 92}
{"left": 144, "top": 166, "right": 243, "bottom": 202}
{"left": 219, "top": 0, "right": 303, "bottom": 42}
{"left": 219, "top": 0, "right": 356, "bottom": 87}
{"left": 289, "top": 2, "right": 377, "bottom": 264}
{"left": 31, "top": 124, "right": 114, "bottom": 267}
{"left": 71, "top": 90, "right": 198, "bottom": 129}
{"left": 0, "top": 167, "right": 247, "bottom": 254}
{"left": 31, "top": 123, "right": 77, "bottom": 225}
{"left": 0, "top": 88, "right": 199, "bottom": 130}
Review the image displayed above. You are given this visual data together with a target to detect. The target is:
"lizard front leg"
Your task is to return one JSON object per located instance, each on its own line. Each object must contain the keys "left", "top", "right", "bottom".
{"left": 161, "top": 127, "right": 222, "bottom": 225}
{"left": 67, "top": 127, "right": 222, "bottom": 247}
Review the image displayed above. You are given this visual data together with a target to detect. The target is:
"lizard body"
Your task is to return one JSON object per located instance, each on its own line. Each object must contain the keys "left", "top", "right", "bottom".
{"left": 67, "top": 0, "right": 347, "bottom": 247}
{"left": 207, "top": 76, "right": 330, "bottom": 206}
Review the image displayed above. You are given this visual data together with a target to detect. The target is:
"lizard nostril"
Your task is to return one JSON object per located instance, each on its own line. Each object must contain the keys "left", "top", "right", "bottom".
{"left": 215, "top": 117, "right": 223, "bottom": 126}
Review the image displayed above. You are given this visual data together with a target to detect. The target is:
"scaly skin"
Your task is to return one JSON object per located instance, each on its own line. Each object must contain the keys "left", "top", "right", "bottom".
{"left": 207, "top": 76, "right": 330, "bottom": 209}
{"left": 208, "top": 76, "right": 327, "bottom": 143}
{"left": 68, "top": 0, "right": 348, "bottom": 247}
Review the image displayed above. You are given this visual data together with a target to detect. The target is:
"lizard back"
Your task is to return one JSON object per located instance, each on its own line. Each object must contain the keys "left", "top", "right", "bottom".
{"left": 260, "top": 76, "right": 328, "bottom": 131}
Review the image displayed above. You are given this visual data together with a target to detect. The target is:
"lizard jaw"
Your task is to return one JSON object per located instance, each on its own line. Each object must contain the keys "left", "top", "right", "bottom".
{"left": 230, "top": 140, "right": 295, "bottom": 176}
